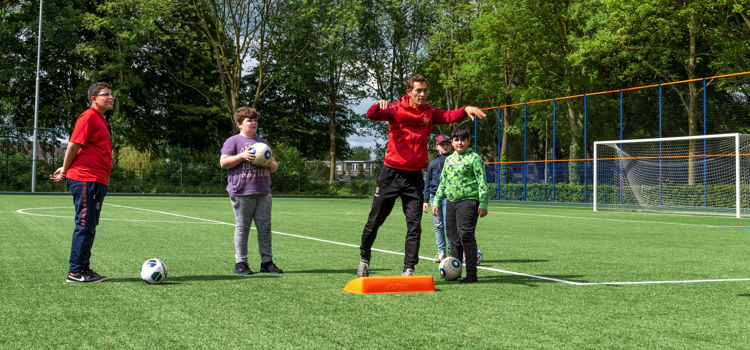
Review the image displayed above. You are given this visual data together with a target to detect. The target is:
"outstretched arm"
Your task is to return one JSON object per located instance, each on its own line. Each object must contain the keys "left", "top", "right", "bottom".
{"left": 433, "top": 105, "right": 487, "bottom": 124}
{"left": 464, "top": 106, "right": 487, "bottom": 121}
{"left": 366, "top": 100, "right": 395, "bottom": 121}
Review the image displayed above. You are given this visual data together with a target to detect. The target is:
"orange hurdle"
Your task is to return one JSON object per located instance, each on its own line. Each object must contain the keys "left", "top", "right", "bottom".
{"left": 343, "top": 275, "right": 435, "bottom": 294}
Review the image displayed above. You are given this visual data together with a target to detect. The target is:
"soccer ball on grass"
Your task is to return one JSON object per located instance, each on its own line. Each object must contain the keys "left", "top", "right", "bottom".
{"left": 438, "top": 257, "right": 462, "bottom": 281}
{"left": 140, "top": 258, "right": 168, "bottom": 284}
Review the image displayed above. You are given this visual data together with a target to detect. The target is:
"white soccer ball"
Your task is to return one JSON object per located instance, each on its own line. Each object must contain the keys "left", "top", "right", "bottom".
{"left": 140, "top": 258, "right": 168, "bottom": 284}
{"left": 438, "top": 256, "right": 462, "bottom": 281}
{"left": 250, "top": 143, "right": 272, "bottom": 166}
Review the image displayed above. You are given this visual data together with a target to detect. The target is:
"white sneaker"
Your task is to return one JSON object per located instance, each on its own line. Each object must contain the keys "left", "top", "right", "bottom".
{"left": 432, "top": 251, "right": 446, "bottom": 263}
{"left": 357, "top": 259, "right": 369, "bottom": 278}
{"left": 463, "top": 249, "right": 484, "bottom": 266}
{"left": 401, "top": 268, "right": 414, "bottom": 277}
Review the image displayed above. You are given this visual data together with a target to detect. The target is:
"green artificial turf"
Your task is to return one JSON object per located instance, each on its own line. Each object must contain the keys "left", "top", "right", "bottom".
{"left": 2, "top": 195, "right": 749, "bottom": 349}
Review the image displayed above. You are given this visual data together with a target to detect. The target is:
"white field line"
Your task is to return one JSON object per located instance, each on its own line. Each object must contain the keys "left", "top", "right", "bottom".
{"left": 15, "top": 206, "right": 223, "bottom": 225}
{"left": 576, "top": 278, "right": 750, "bottom": 286}
{"left": 18, "top": 203, "right": 750, "bottom": 285}
{"left": 488, "top": 209, "right": 750, "bottom": 229}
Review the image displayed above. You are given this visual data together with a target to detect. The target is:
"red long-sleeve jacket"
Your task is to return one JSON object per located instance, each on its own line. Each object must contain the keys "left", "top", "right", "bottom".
{"left": 367, "top": 95, "right": 466, "bottom": 171}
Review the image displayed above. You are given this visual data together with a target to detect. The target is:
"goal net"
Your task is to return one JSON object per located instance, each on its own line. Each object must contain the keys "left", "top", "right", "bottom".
{"left": 593, "top": 133, "right": 750, "bottom": 217}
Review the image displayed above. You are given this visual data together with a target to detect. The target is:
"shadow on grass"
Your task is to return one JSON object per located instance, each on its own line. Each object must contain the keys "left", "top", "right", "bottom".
{"left": 738, "top": 293, "right": 750, "bottom": 297}
{"left": 174, "top": 274, "right": 279, "bottom": 281}
{"left": 285, "top": 268, "right": 390, "bottom": 275}
{"left": 481, "top": 259, "right": 549, "bottom": 264}
{"left": 434, "top": 274, "right": 587, "bottom": 287}
{"left": 106, "top": 274, "right": 279, "bottom": 283}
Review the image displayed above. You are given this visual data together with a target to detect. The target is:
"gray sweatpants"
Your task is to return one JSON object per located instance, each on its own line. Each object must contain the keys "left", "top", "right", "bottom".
{"left": 230, "top": 194, "right": 273, "bottom": 264}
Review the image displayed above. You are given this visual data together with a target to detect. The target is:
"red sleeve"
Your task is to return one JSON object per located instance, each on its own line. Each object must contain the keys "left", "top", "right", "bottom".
{"left": 431, "top": 106, "right": 467, "bottom": 125}
{"left": 69, "top": 113, "right": 92, "bottom": 145}
{"left": 366, "top": 102, "right": 396, "bottom": 122}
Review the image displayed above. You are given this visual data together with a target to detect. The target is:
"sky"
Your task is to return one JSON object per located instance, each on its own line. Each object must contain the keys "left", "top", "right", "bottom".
{"left": 347, "top": 97, "right": 377, "bottom": 152}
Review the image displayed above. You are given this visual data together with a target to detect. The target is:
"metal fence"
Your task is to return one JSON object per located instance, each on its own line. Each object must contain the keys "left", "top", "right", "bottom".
{"left": 475, "top": 72, "right": 750, "bottom": 204}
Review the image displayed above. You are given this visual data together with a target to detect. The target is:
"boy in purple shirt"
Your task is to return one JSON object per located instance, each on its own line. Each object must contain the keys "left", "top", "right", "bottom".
{"left": 220, "top": 107, "right": 282, "bottom": 274}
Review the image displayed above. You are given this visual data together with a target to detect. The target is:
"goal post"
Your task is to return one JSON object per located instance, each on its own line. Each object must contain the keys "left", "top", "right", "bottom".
{"left": 593, "top": 133, "right": 750, "bottom": 218}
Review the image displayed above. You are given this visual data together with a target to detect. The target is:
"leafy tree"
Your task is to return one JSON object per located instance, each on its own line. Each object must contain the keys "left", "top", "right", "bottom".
{"left": 348, "top": 146, "right": 371, "bottom": 161}
{"left": 185, "top": 0, "right": 309, "bottom": 129}
{"left": 75, "top": 0, "right": 230, "bottom": 154}
{"left": 357, "top": 0, "right": 433, "bottom": 102}
{"left": 582, "top": 0, "right": 749, "bottom": 183}
{"left": 0, "top": 0, "right": 98, "bottom": 147}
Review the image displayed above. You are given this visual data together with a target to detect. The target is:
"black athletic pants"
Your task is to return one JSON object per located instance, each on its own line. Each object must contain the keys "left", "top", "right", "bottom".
{"left": 360, "top": 165, "right": 424, "bottom": 269}
{"left": 445, "top": 199, "right": 479, "bottom": 277}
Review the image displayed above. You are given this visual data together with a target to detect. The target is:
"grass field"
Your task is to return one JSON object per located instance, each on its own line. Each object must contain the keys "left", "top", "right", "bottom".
{"left": 3, "top": 194, "right": 750, "bottom": 349}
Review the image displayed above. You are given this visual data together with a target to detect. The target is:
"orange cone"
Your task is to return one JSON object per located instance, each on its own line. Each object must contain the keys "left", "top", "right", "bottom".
{"left": 343, "top": 275, "right": 435, "bottom": 294}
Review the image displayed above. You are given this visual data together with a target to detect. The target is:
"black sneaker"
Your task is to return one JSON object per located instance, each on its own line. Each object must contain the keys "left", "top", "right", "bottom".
{"left": 233, "top": 262, "right": 254, "bottom": 275}
{"left": 260, "top": 261, "right": 283, "bottom": 274}
{"left": 85, "top": 269, "right": 108, "bottom": 281}
{"left": 66, "top": 270, "right": 107, "bottom": 283}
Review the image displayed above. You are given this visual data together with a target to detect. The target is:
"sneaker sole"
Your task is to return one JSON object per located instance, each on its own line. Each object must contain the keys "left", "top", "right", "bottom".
{"left": 66, "top": 277, "right": 108, "bottom": 283}
{"left": 233, "top": 269, "right": 253, "bottom": 275}
{"left": 259, "top": 269, "right": 282, "bottom": 274}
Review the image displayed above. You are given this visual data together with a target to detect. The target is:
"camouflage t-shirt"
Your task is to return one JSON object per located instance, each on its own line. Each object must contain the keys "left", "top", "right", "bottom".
{"left": 432, "top": 148, "right": 488, "bottom": 210}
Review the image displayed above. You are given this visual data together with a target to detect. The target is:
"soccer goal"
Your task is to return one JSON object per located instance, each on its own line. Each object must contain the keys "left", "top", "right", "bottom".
{"left": 593, "top": 133, "right": 750, "bottom": 218}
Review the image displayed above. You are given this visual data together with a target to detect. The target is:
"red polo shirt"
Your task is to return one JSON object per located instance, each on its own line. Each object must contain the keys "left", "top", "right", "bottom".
{"left": 66, "top": 107, "right": 113, "bottom": 185}
{"left": 366, "top": 95, "right": 466, "bottom": 171}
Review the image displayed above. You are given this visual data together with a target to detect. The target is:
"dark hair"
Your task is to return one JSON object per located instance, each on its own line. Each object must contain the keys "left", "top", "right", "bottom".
{"left": 406, "top": 74, "right": 429, "bottom": 90}
{"left": 87, "top": 82, "right": 112, "bottom": 99}
{"left": 451, "top": 125, "right": 471, "bottom": 141}
{"left": 233, "top": 107, "right": 260, "bottom": 124}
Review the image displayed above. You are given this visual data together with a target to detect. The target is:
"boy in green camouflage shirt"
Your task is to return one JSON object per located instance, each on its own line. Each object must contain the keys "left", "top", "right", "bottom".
{"left": 432, "top": 125, "right": 488, "bottom": 283}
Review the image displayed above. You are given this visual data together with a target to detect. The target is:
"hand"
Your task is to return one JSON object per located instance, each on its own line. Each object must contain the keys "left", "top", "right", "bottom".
{"left": 266, "top": 157, "right": 279, "bottom": 172}
{"left": 50, "top": 167, "right": 65, "bottom": 182}
{"left": 478, "top": 208, "right": 488, "bottom": 217}
{"left": 376, "top": 100, "right": 389, "bottom": 109}
{"left": 422, "top": 203, "right": 429, "bottom": 213}
{"left": 241, "top": 150, "right": 255, "bottom": 163}
{"left": 465, "top": 106, "right": 487, "bottom": 121}
{"left": 432, "top": 205, "right": 439, "bottom": 216}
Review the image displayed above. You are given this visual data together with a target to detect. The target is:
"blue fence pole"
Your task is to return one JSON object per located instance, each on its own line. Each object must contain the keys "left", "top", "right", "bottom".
{"left": 619, "top": 89, "right": 623, "bottom": 204}
{"left": 497, "top": 108, "right": 502, "bottom": 201}
{"left": 703, "top": 78, "right": 708, "bottom": 207}
{"left": 523, "top": 103, "right": 528, "bottom": 201}
{"left": 583, "top": 94, "right": 588, "bottom": 203}
{"left": 473, "top": 114, "right": 478, "bottom": 151}
{"left": 658, "top": 83, "right": 663, "bottom": 205}
{"left": 552, "top": 99, "right": 557, "bottom": 202}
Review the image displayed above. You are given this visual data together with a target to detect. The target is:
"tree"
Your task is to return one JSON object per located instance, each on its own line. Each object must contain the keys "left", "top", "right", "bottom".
{"left": 75, "top": 0, "right": 230, "bottom": 153}
{"left": 0, "top": 0, "right": 99, "bottom": 149}
{"left": 185, "top": 0, "right": 309, "bottom": 129}
{"left": 309, "top": 0, "right": 367, "bottom": 184}
{"left": 422, "top": 0, "right": 478, "bottom": 111}
{"left": 357, "top": 0, "right": 433, "bottom": 101}
{"left": 585, "top": 0, "right": 748, "bottom": 183}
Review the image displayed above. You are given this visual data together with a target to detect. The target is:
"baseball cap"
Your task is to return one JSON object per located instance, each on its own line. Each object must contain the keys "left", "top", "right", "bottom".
{"left": 435, "top": 134, "right": 451, "bottom": 145}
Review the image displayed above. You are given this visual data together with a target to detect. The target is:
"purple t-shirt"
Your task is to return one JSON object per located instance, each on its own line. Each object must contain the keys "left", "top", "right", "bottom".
{"left": 221, "top": 134, "right": 272, "bottom": 196}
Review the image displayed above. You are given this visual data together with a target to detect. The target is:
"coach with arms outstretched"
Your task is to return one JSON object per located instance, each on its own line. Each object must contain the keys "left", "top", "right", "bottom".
{"left": 356, "top": 74, "right": 486, "bottom": 278}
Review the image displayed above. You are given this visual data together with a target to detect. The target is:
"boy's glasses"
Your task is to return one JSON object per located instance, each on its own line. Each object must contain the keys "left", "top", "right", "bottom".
{"left": 96, "top": 93, "right": 115, "bottom": 98}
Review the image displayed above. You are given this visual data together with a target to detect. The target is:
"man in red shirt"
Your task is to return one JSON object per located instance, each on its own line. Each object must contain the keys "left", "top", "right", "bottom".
{"left": 51, "top": 82, "right": 114, "bottom": 283}
{"left": 357, "top": 74, "right": 486, "bottom": 277}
